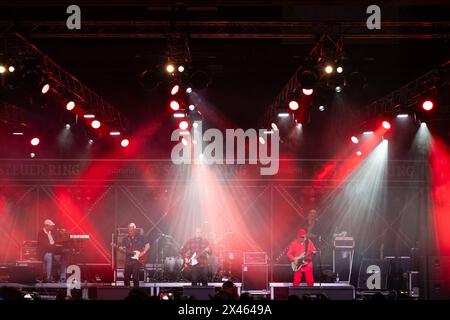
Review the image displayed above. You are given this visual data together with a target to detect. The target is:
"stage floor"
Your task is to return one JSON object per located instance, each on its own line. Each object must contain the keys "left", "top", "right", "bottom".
{"left": 0, "top": 281, "right": 356, "bottom": 300}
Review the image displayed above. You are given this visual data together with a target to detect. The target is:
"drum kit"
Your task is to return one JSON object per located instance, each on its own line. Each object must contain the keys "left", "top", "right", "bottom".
{"left": 154, "top": 231, "right": 242, "bottom": 282}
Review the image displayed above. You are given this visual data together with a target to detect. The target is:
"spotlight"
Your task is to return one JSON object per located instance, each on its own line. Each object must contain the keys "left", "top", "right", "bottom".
{"left": 271, "top": 123, "right": 279, "bottom": 131}
{"left": 41, "top": 84, "right": 50, "bottom": 94}
{"left": 335, "top": 86, "right": 342, "bottom": 93}
{"left": 178, "top": 66, "right": 185, "bottom": 73}
{"left": 278, "top": 112, "right": 290, "bottom": 118}
{"left": 12, "top": 132, "right": 24, "bottom": 136}
{"left": 420, "top": 122, "right": 427, "bottom": 128}
{"left": 382, "top": 121, "right": 391, "bottom": 130}
{"left": 109, "top": 131, "right": 121, "bottom": 136}
{"left": 179, "top": 120, "right": 189, "bottom": 130}
{"left": 170, "top": 100, "right": 180, "bottom": 111}
{"left": 319, "top": 105, "right": 325, "bottom": 112}
{"left": 66, "top": 101, "right": 75, "bottom": 111}
{"left": 120, "top": 139, "right": 129, "bottom": 147}
{"left": 91, "top": 120, "right": 101, "bottom": 129}
{"left": 259, "top": 137, "right": 266, "bottom": 144}
{"left": 88, "top": 139, "right": 94, "bottom": 145}
{"left": 396, "top": 114, "right": 409, "bottom": 118}
{"left": 173, "top": 113, "right": 186, "bottom": 118}
{"left": 296, "top": 123, "right": 302, "bottom": 129}
{"left": 84, "top": 114, "right": 95, "bottom": 119}
{"left": 193, "top": 122, "right": 199, "bottom": 128}
{"left": 336, "top": 66, "right": 343, "bottom": 74}
{"left": 188, "top": 104, "right": 195, "bottom": 111}
{"left": 186, "top": 87, "right": 193, "bottom": 94}
{"left": 170, "top": 84, "right": 180, "bottom": 95}
{"left": 302, "top": 88, "right": 314, "bottom": 96}
{"left": 30, "top": 137, "right": 40, "bottom": 146}
{"left": 30, "top": 152, "right": 36, "bottom": 158}
{"left": 325, "top": 65, "right": 333, "bottom": 74}
{"left": 166, "top": 64, "right": 175, "bottom": 73}
{"left": 363, "top": 131, "right": 374, "bottom": 135}
{"left": 351, "top": 136, "right": 359, "bottom": 144}
{"left": 289, "top": 100, "right": 299, "bottom": 111}
{"left": 0, "top": 65, "right": 5, "bottom": 73}
{"left": 8, "top": 66, "right": 15, "bottom": 73}
{"left": 356, "top": 151, "right": 362, "bottom": 156}
{"left": 422, "top": 100, "right": 434, "bottom": 111}
{"left": 65, "top": 124, "right": 71, "bottom": 129}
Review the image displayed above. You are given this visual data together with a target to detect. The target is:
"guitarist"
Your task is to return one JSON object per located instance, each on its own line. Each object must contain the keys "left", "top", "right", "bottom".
{"left": 120, "top": 223, "right": 150, "bottom": 287}
{"left": 287, "top": 228, "right": 316, "bottom": 287}
{"left": 180, "top": 227, "right": 212, "bottom": 286}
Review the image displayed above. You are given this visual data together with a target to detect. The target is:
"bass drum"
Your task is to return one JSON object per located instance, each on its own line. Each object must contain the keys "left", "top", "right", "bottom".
{"left": 164, "top": 256, "right": 184, "bottom": 273}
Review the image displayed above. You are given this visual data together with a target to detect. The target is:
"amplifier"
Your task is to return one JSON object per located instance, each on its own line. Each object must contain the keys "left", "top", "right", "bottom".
{"left": 242, "top": 264, "right": 268, "bottom": 291}
{"left": 334, "top": 237, "right": 354, "bottom": 248}
{"left": 243, "top": 252, "right": 267, "bottom": 264}
{"left": 21, "top": 240, "right": 38, "bottom": 260}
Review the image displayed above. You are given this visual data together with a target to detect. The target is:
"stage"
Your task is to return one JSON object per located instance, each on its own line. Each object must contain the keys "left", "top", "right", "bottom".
{"left": 0, "top": 281, "right": 357, "bottom": 300}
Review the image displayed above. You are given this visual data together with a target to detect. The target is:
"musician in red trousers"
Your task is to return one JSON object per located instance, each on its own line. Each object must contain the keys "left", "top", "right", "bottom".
{"left": 287, "top": 228, "right": 317, "bottom": 287}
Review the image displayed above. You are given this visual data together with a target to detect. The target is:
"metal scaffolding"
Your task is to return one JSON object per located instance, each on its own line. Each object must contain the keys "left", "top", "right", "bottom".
{"left": 0, "top": 21, "right": 449, "bottom": 40}
{"left": 3, "top": 32, "right": 127, "bottom": 130}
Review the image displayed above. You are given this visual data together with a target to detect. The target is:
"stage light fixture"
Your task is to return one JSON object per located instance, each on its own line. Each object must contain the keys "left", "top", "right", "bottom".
{"left": 302, "top": 88, "right": 314, "bottom": 96}
{"left": 170, "top": 84, "right": 180, "bottom": 95}
{"left": 319, "top": 105, "right": 325, "bottom": 112}
{"left": 193, "top": 122, "right": 199, "bottom": 128}
{"left": 259, "top": 137, "right": 266, "bottom": 144}
{"left": 351, "top": 136, "right": 359, "bottom": 144}
{"left": 84, "top": 114, "right": 95, "bottom": 119}
{"left": 30, "top": 152, "right": 36, "bottom": 158}
{"left": 188, "top": 104, "right": 195, "bottom": 111}
{"left": 296, "top": 123, "right": 302, "bottom": 129}
{"left": 91, "top": 120, "right": 101, "bottom": 129}
{"left": 356, "top": 151, "right": 362, "bottom": 156}
{"left": 186, "top": 87, "right": 193, "bottom": 94}
{"left": 166, "top": 64, "right": 175, "bottom": 73}
{"left": 65, "top": 124, "right": 71, "bottom": 129}
{"left": 30, "top": 137, "right": 40, "bottom": 146}
{"left": 382, "top": 121, "right": 391, "bottom": 130}
{"left": 12, "top": 132, "right": 24, "bottom": 136}
{"left": 335, "top": 86, "right": 342, "bottom": 93}
{"left": 179, "top": 120, "right": 189, "bottom": 130}
{"left": 41, "top": 84, "right": 50, "bottom": 94}
{"left": 120, "top": 139, "right": 129, "bottom": 147}
{"left": 397, "top": 114, "right": 409, "bottom": 118}
{"left": 0, "top": 66, "right": 5, "bottom": 73}
{"left": 170, "top": 100, "right": 180, "bottom": 111}
{"left": 289, "top": 100, "right": 299, "bottom": 111}
{"left": 173, "top": 113, "right": 186, "bottom": 118}
{"left": 422, "top": 100, "right": 434, "bottom": 111}
{"left": 363, "top": 131, "right": 374, "bottom": 135}
{"left": 421, "top": 122, "right": 427, "bottom": 127}
{"left": 66, "top": 101, "right": 75, "bottom": 111}
{"left": 271, "top": 123, "right": 279, "bottom": 131}
{"left": 278, "top": 112, "right": 290, "bottom": 118}
{"left": 325, "top": 65, "right": 333, "bottom": 74}
{"left": 88, "top": 139, "right": 94, "bottom": 145}
{"left": 109, "top": 131, "right": 121, "bottom": 136}
{"left": 178, "top": 66, "right": 185, "bottom": 73}
{"left": 8, "top": 66, "right": 15, "bottom": 72}
{"left": 336, "top": 66, "right": 343, "bottom": 74}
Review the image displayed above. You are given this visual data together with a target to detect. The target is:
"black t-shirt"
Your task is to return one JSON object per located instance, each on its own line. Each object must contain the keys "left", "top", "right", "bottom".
{"left": 121, "top": 233, "right": 148, "bottom": 262}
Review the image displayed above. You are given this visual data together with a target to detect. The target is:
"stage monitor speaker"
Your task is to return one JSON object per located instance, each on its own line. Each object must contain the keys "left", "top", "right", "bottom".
{"left": 242, "top": 264, "right": 268, "bottom": 291}
{"left": 95, "top": 287, "right": 151, "bottom": 300}
{"left": 183, "top": 286, "right": 216, "bottom": 300}
{"left": 7, "top": 266, "right": 39, "bottom": 283}
{"left": 289, "top": 285, "right": 355, "bottom": 300}
{"left": 78, "top": 264, "right": 114, "bottom": 283}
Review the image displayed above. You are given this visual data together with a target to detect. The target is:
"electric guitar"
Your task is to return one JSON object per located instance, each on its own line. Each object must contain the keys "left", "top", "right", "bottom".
{"left": 111, "top": 242, "right": 148, "bottom": 264}
{"left": 291, "top": 251, "right": 318, "bottom": 272}
{"left": 182, "top": 247, "right": 210, "bottom": 271}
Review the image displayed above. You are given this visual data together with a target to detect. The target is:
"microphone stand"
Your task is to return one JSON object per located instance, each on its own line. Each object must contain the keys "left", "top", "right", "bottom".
{"left": 318, "top": 236, "right": 323, "bottom": 287}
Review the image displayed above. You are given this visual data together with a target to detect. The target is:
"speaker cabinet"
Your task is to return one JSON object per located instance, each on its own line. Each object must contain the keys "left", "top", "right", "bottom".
{"left": 183, "top": 286, "right": 216, "bottom": 300}
{"left": 242, "top": 264, "right": 268, "bottom": 291}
